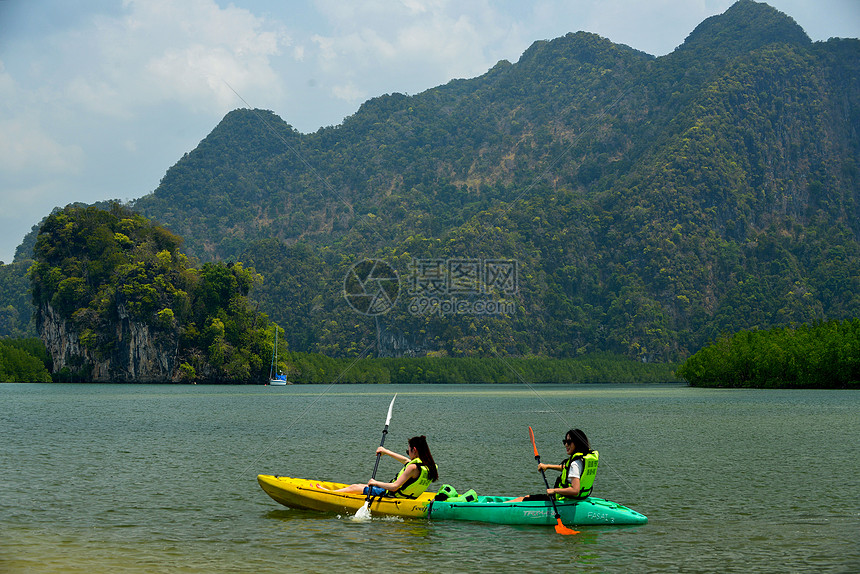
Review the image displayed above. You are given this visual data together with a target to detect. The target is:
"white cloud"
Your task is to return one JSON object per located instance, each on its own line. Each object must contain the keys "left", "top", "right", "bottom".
{"left": 53, "top": 0, "right": 290, "bottom": 116}
{"left": 0, "top": 62, "right": 84, "bottom": 176}
{"left": 311, "top": 34, "right": 338, "bottom": 64}
{"left": 65, "top": 76, "right": 128, "bottom": 118}
{"left": 0, "top": 117, "right": 85, "bottom": 175}
{"left": 331, "top": 82, "right": 366, "bottom": 103}
{"left": 304, "top": 0, "right": 516, "bottom": 102}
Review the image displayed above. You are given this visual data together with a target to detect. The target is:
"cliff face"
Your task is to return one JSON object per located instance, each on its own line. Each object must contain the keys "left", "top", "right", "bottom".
{"left": 377, "top": 326, "right": 429, "bottom": 358}
{"left": 30, "top": 205, "right": 275, "bottom": 384}
{"left": 38, "top": 302, "right": 179, "bottom": 382}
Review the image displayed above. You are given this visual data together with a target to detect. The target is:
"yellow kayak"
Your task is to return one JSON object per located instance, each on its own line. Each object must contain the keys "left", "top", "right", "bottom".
{"left": 257, "top": 475, "right": 436, "bottom": 518}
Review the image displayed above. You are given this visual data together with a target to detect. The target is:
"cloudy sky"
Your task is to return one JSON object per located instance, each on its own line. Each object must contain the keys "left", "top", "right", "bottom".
{"left": 0, "top": 0, "right": 858, "bottom": 263}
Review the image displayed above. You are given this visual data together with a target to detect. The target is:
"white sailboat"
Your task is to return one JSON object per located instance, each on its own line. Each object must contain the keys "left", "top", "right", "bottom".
{"left": 269, "top": 327, "right": 288, "bottom": 385}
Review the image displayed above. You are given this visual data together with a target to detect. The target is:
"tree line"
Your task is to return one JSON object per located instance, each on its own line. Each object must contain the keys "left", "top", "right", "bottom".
{"left": 0, "top": 338, "right": 51, "bottom": 382}
{"left": 285, "top": 352, "right": 680, "bottom": 384}
{"left": 677, "top": 319, "right": 860, "bottom": 388}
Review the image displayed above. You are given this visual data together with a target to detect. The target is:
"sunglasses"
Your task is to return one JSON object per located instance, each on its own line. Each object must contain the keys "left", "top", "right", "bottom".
{"left": 562, "top": 439, "right": 573, "bottom": 446}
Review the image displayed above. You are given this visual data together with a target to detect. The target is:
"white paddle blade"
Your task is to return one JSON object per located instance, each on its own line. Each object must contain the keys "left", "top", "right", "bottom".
{"left": 353, "top": 501, "right": 372, "bottom": 520}
{"left": 385, "top": 394, "right": 397, "bottom": 426}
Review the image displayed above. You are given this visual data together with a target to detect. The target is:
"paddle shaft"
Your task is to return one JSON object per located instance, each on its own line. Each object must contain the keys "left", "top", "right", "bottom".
{"left": 529, "top": 426, "right": 578, "bottom": 534}
{"left": 535, "top": 454, "right": 557, "bottom": 509}
{"left": 529, "top": 427, "right": 560, "bottom": 517}
{"left": 363, "top": 394, "right": 397, "bottom": 507}
{"left": 369, "top": 424, "right": 389, "bottom": 481}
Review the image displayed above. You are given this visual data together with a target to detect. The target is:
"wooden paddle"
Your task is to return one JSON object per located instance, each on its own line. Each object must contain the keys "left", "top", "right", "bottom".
{"left": 529, "top": 426, "right": 579, "bottom": 535}
{"left": 355, "top": 394, "right": 397, "bottom": 519}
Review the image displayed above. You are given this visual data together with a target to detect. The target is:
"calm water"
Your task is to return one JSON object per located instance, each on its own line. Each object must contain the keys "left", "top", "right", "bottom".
{"left": 1, "top": 383, "right": 858, "bottom": 573}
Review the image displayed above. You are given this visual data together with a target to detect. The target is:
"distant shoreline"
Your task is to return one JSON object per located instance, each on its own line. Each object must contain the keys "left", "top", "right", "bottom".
{"left": 278, "top": 353, "right": 683, "bottom": 385}
{"left": 4, "top": 347, "right": 683, "bottom": 385}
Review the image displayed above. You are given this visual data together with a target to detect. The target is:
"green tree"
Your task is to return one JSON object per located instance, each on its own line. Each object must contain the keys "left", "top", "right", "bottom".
{"left": 30, "top": 205, "right": 279, "bottom": 383}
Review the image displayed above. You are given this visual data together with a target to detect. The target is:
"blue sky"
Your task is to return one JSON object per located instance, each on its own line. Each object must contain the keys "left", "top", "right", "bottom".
{"left": 0, "top": 0, "right": 858, "bottom": 263}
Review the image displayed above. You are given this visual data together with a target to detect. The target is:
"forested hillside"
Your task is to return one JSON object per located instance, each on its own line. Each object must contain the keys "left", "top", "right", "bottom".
{"left": 9, "top": 1, "right": 860, "bottom": 363}
{"left": 128, "top": 1, "right": 860, "bottom": 361}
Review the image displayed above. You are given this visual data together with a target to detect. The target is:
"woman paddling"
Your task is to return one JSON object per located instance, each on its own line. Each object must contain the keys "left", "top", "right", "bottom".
{"left": 510, "top": 429, "right": 598, "bottom": 502}
{"left": 327, "top": 435, "right": 438, "bottom": 498}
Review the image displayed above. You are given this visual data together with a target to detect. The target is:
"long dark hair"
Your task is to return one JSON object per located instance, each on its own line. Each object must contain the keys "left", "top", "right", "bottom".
{"left": 566, "top": 429, "right": 592, "bottom": 454}
{"left": 408, "top": 435, "right": 438, "bottom": 482}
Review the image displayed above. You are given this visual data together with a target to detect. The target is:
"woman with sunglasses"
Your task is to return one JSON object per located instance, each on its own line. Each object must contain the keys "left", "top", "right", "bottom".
{"left": 510, "top": 428, "right": 598, "bottom": 502}
{"left": 327, "top": 435, "right": 438, "bottom": 498}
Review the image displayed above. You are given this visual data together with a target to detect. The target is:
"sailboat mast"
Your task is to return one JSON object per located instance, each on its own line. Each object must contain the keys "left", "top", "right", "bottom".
{"left": 270, "top": 327, "right": 277, "bottom": 378}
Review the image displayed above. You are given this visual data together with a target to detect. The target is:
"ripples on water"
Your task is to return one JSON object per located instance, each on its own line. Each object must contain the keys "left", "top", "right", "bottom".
{"left": 1, "top": 383, "right": 858, "bottom": 573}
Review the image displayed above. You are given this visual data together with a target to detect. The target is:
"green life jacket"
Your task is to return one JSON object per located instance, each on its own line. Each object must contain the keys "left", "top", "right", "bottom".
{"left": 392, "top": 457, "right": 433, "bottom": 499}
{"left": 556, "top": 450, "right": 598, "bottom": 500}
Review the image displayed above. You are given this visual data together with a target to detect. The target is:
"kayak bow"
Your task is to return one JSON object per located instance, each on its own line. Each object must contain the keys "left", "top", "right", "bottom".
{"left": 257, "top": 474, "right": 435, "bottom": 518}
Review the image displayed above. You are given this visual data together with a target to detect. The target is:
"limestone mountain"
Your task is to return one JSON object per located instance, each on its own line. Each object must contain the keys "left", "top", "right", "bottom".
{"left": 128, "top": 0, "right": 860, "bottom": 361}
{"left": 9, "top": 1, "right": 859, "bottom": 362}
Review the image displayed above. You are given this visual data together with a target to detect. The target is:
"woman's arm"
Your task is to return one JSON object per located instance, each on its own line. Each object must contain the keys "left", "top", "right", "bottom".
{"left": 376, "top": 446, "right": 410, "bottom": 465}
{"left": 368, "top": 463, "right": 419, "bottom": 492}
{"left": 538, "top": 463, "right": 563, "bottom": 472}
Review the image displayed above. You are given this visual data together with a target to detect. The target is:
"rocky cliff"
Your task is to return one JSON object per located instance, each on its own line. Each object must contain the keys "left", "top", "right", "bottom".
{"left": 37, "top": 301, "right": 179, "bottom": 382}
{"left": 30, "top": 205, "right": 275, "bottom": 383}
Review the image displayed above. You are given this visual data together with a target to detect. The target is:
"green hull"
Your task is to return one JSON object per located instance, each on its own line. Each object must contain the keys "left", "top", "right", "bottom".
{"left": 428, "top": 496, "right": 647, "bottom": 526}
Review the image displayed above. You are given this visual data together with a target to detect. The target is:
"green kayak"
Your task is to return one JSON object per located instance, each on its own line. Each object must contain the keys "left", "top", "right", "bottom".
{"left": 427, "top": 495, "right": 647, "bottom": 526}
